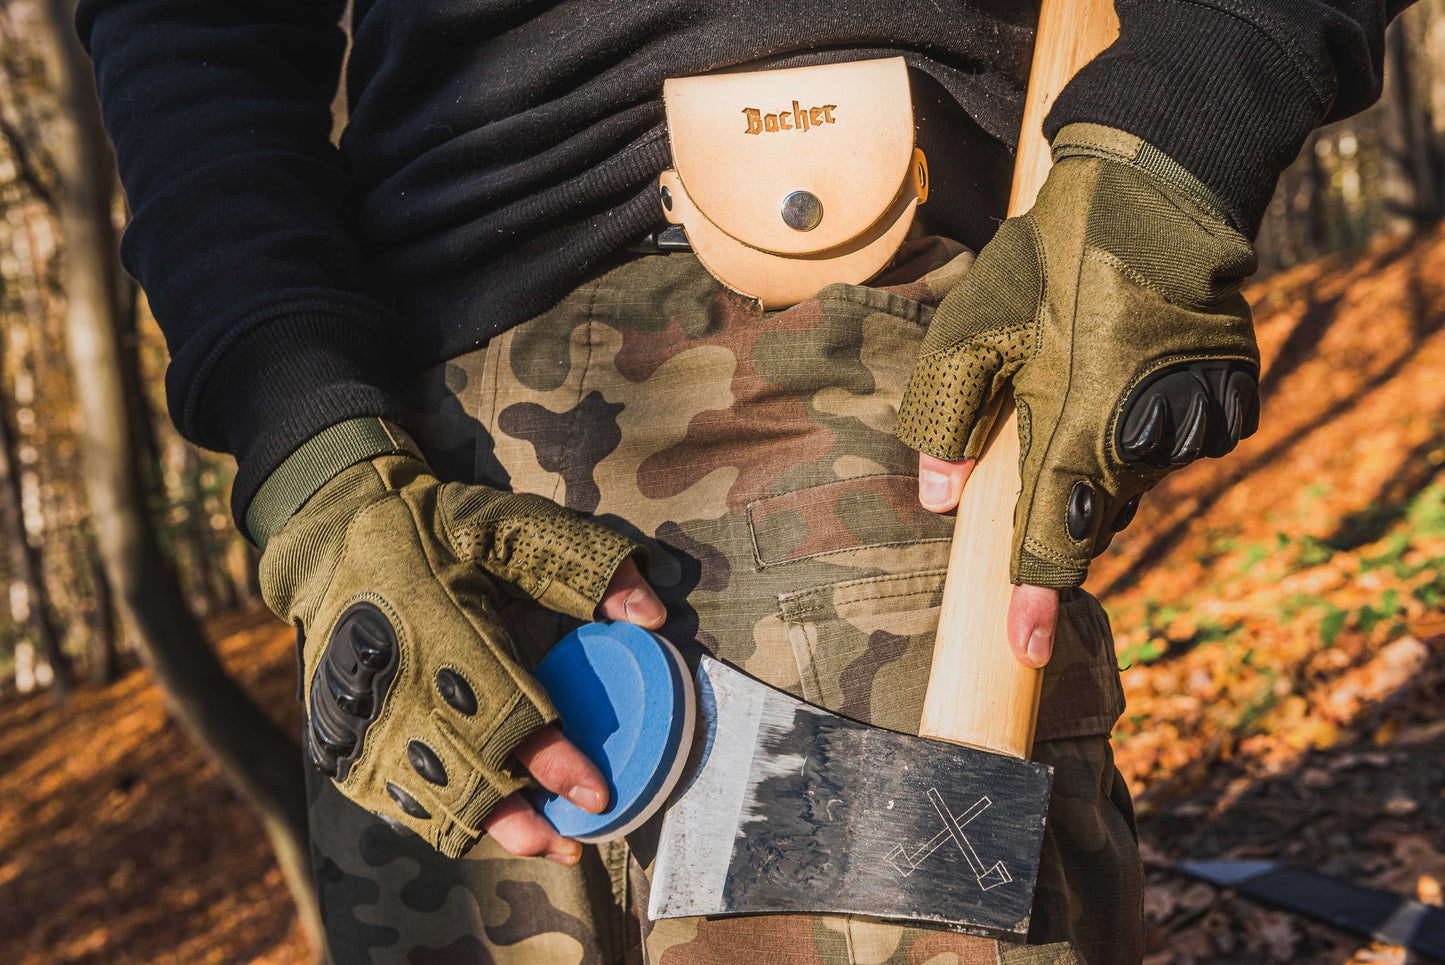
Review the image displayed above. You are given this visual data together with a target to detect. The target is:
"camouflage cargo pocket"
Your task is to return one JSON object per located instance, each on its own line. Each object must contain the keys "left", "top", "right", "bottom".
{"left": 779, "top": 557, "right": 950, "bottom": 735}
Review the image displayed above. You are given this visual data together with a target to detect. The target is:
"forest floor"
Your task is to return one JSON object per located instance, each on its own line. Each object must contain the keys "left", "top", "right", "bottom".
{"left": 3, "top": 222, "right": 1445, "bottom": 964}
{"left": 0, "top": 608, "right": 310, "bottom": 965}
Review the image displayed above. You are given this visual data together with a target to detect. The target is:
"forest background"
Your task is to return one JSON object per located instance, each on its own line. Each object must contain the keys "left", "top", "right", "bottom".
{"left": 2, "top": 2, "right": 1445, "bottom": 964}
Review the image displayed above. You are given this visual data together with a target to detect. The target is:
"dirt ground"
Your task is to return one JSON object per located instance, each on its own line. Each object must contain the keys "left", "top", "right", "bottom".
{"left": 0, "top": 609, "right": 310, "bottom": 965}
{"left": 3, "top": 223, "right": 1445, "bottom": 964}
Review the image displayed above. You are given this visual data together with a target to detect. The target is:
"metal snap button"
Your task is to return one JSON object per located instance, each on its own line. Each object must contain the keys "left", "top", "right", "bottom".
{"left": 781, "top": 191, "right": 823, "bottom": 231}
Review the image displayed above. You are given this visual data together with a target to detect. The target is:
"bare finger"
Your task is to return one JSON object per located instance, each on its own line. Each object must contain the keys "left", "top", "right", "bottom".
{"left": 513, "top": 725, "right": 609, "bottom": 814}
{"left": 480, "top": 791, "right": 582, "bottom": 864}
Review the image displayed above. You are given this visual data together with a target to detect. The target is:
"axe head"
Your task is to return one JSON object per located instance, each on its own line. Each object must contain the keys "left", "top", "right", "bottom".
{"left": 647, "top": 656, "right": 1053, "bottom": 940}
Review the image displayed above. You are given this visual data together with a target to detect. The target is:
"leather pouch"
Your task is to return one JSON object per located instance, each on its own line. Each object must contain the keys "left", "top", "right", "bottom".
{"left": 660, "top": 57, "right": 928, "bottom": 308}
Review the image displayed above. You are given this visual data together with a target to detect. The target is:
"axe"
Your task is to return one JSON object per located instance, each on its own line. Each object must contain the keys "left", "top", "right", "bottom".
{"left": 534, "top": 0, "right": 1121, "bottom": 942}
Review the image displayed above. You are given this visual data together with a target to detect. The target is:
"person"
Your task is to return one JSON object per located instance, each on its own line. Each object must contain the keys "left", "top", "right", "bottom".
{"left": 77, "top": 2, "right": 1405, "bottom": 963}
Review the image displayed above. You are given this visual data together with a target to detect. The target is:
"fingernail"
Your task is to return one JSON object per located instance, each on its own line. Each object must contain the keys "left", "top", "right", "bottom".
{"left": 567, "top": 785, "right": 606, "bottom": 814}
{"left": 624, "top": 589, "right": 665, "bottom": 628}
{"left": 919, "top": 469, "right": 951, "bottom": 509}
{"left": 547, "top": 846, "right": 581, "bottom": 866}
{"left": 1024, "top": 627, "right": 1053, "bottom": 668}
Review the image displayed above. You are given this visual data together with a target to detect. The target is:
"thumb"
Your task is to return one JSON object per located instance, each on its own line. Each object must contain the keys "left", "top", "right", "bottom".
{"left": 918, "top": 453, "right": 975, "bottom": 513}
{"left": 596, "top": 556, "right": 667, "bottom": 629}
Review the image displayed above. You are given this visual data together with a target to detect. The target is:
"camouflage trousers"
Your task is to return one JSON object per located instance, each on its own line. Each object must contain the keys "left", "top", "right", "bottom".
{"left": 306, "top": 239, "right": 1145, "bottom": 965}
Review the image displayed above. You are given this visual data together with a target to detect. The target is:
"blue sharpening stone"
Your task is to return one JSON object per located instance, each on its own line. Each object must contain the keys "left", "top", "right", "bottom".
{"left": 529, "top": 622, "right": 696, "bottom": 842}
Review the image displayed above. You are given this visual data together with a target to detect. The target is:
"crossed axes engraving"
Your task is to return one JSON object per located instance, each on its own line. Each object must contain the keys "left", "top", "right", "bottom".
{"left": 885, "top": 789, "right": 1013, "bottom": 891}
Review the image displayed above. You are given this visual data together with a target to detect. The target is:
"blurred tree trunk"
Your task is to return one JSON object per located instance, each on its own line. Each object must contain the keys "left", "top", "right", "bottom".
{"left": 180, "top": 444, "right": 235, "bottom": 615}
{"left": 1382, "top": 18, "right": 1442, "bottom": 232}
{"left": 39, "top": 1, "right": 324, "bottom": 959}
{"left": 1305, "top": 131, "right": 1331, "bottom": 252}
{"left": 115, "top": 275, "right": 160, "bottom": 474}
{"left": 0, "top": 363, "right": 72, "bottom": 697}
{"left": 84, "top": 532, "right": 118, "bottom": 684}
{"left": 242, "top": 540, "right": 264, "bottom": 605}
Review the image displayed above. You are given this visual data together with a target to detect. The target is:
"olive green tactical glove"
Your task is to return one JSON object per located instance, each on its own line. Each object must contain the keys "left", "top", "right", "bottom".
{"left": 896, "top": 123, "right": 1261, "bottom": 588}
{"left": 252, "top": 419, "right": 643, "bottom": 857}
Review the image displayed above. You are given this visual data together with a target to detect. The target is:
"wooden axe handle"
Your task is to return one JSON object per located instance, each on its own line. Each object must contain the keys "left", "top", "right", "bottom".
{"left": 917, "top": 0, "right": 1119, "bottom": 758}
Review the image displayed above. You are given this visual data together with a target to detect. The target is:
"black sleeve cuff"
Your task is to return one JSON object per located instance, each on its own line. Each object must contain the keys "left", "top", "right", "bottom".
{"left": 1045, "top": 0, "right": 1384, "bottom": 236}
{"left": 164, "top": 298, "right": 411, "bottom": 529}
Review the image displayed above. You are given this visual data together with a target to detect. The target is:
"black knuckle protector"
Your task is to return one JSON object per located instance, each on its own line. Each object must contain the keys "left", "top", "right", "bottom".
{"left": 1116, "top": 359, "right": 1260, "bottom": 469}
{"left": 307, "top": 601, "right": 400, "bottom": 779}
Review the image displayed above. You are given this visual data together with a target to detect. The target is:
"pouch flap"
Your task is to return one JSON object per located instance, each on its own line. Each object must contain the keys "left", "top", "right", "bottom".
{"left": 664, "top": 58, "right": 915, "bottom": 256}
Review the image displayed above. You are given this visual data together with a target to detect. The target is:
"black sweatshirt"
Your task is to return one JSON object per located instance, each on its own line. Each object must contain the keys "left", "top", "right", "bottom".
{"left": 76, "top": 0, "right": 1405, "bottom": 526}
